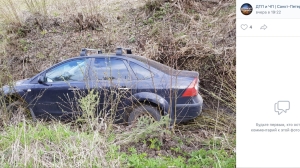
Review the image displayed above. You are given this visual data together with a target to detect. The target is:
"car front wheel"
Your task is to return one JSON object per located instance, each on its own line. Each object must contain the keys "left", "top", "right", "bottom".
{"left": 6, "top": 100, "right": 31, "bottom": 121}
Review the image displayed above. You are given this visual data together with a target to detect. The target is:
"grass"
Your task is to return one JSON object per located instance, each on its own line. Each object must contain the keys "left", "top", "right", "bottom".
{"left": 0, "top": 86, "right": 235, "bottom": 167}
{"left": 0, "top": 119, "right": 235, "bottom": 167}
{"left": 0, "top": 89, "right": 235, "bottom": 167}
{"left": 124, "top": 147, "right": 235, "bottom": 168}
{"left": 0, "top": 0, "right": 236, "bottom": 167}
{"left": 0, "top": 121, "right": 114, "bottom": 167}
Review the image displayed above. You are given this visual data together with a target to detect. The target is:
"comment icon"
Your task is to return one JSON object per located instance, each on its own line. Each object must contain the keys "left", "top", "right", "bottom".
{"left": 274, "top": 101, "right": 290, "bottom": 115}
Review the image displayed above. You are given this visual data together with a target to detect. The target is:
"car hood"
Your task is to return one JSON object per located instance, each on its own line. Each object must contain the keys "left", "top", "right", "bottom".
{"left": 1, "top": 78, "right": 29, "bottom": 94}
{"left": 15, "top": 78, "right": 29, "bottom": 86}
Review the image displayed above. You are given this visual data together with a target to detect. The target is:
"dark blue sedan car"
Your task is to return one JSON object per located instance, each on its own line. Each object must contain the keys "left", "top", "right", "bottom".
{"left": 1, "top": 48, "right": 203, "bottom": 124}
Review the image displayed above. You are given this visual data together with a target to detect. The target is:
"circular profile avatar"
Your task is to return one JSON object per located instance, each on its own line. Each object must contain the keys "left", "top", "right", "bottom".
{"left": 241, "top": 3, "right": 253, "bottom": 15}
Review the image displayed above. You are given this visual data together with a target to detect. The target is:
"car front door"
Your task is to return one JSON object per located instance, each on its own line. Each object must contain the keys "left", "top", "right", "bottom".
{"left": 30, "top": 58, "right": 90, "bottom": 119}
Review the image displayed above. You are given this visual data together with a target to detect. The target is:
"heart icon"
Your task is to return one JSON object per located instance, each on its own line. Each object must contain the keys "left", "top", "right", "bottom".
{"left": 241, "top": 24, "right": 248, "bottom": 30}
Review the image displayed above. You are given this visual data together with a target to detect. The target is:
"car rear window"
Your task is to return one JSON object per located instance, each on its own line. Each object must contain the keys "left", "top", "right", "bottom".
{"left": 129, "top": 62, "right": 153, "bottom": 80}
{"left": 126, "top": 55, "right": 198, "bottom": 77}
{"left": 126, "top": 55, "right": 176, "bottom": 75}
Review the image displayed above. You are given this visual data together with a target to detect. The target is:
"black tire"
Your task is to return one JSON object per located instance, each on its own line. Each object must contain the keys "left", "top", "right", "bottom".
{"left": 7, "top": 101, "right": 30, "bottom": 119}
{"left": 7, "top": 101, "right": 23, "bottom": 115}
{"left": 128, "top": 105, "right": 161, "bottom": 125}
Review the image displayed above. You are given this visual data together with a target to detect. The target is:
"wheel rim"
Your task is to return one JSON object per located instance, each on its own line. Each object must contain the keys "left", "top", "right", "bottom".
{"left": 133, "top": 112, "right": 156, "bottom": 128}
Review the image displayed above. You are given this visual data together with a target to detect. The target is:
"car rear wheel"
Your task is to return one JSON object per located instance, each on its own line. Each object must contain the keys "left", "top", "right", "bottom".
{"left": 128, "top": 105, "right": 161, "bottom": 126}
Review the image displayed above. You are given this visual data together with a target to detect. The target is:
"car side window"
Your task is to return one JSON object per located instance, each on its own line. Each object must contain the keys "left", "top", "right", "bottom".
{"left": 91, "top": 58, "right": 130, "bottom": 80}
{"left": 129, "top": 62, "right": 153, "bottom": 80}
{"left": 45, "top": 59, "right": 87, "bottom": 82}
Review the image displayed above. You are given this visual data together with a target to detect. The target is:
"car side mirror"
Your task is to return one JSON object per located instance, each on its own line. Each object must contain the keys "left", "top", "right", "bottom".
{"left": 38, "top": 76, "right": 45, "bottom": 84}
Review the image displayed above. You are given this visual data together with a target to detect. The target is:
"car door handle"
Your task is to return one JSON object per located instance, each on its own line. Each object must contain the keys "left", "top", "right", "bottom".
{"left": 68, "top": 87, "right": 80, "bottom": 91}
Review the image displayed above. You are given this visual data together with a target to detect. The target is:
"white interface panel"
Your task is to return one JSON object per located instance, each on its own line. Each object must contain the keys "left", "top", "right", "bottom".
{"left": 237, "top": 0, "right": 300, "bottom": 167}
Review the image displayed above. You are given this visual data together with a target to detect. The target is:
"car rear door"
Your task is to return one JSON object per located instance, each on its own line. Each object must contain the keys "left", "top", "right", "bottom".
{"left": 89, "top": 57, "right": 136, "bottom": 122}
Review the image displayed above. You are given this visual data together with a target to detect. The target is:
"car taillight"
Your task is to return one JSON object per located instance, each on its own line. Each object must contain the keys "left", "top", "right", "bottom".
{"left": 182, "top": 78, "right": 199, "bottom": 97}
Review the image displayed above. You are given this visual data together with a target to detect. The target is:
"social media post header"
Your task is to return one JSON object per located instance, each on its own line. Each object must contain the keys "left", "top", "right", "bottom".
{"left": 237, "top": 0, "right": 300, "bottom": 18}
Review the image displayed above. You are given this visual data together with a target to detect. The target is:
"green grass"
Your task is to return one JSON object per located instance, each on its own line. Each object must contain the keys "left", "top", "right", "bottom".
{"left": 0, "top": 90, "right": 235, "bottom": 167}
{"left": 0, "top": 121, "right": 121, "bottom": 167}
{"left": 123, "top": 147, "right": 235, "bottom": 168}
{"left": 0, "top": 120, "right": 235, "bottom": 167}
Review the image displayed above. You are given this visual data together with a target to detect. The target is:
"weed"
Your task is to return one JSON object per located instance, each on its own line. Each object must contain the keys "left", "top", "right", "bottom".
{"left": 123, "top": 146, "right": 235, "bottom": 168}
{"left": 188, "top": 149, "right": 236, "bottom": 168}
{"left": 149, "top": 137, "right": 162, "bottom": 150}
{"left": 24, "top": 0, "right": 48, "bottom": 16}
{"left": 144, "top": 17, "right": 154, "bottom": 25}
{"left": 129, "top": 36, "right": 136, "bottom": 43}
{"left": 170, "top": 146, "right": 180, "bottom": 153}
{"left": 19, "top": 39, "right": 29, "bottom": 51}
{"left": 40, "top": 29, "right": 47, "bottom": 36}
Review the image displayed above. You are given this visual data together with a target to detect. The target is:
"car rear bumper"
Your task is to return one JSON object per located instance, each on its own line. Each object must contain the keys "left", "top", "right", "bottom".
{"left": 171, "top": 94, "right": 203, "bottom": 123}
